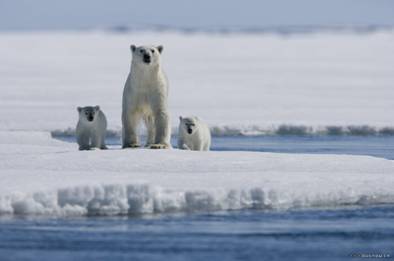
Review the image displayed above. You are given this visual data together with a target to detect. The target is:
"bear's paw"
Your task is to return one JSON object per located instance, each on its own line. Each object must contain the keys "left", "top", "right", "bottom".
{"left": 122, "top": 143, "right": 140, "bottom": 149}
{"left": 149, "top": 144, "right": 169, "bottom": 149}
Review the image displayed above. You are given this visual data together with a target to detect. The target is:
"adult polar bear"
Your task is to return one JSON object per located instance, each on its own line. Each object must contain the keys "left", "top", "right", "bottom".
{"left": 122, "top": 44, "right": 171, "bottom": 149}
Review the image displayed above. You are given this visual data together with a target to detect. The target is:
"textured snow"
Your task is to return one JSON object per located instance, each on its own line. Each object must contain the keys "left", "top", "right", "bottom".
{"left": 1, "top": 131, "right": 394, "bottom": 216}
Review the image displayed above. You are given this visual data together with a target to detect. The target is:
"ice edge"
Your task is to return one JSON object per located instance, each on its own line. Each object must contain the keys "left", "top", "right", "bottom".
{"left": 1, "top": 183, "right": 393, "bottom": 217}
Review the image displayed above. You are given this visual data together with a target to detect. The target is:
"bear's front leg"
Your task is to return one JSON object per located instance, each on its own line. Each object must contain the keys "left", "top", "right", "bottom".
{"left": 122, "top": 110, "right": 140, "bottom": 148}
{"left": 144, "top": 115, "right": 156, "bottom": 147}
{"left": 150, "top": 109, "right": 171, "bottom": 149}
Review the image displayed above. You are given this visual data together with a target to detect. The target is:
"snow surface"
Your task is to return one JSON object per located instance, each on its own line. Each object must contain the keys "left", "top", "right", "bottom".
{"left": 1, "top": 131, "right": 394, "bottom": 216}
{"left": 0, "top": 31, "right": 393, "bottom": 134}
{"left": 0, "top": 31, "right": 394, "bottom": 216}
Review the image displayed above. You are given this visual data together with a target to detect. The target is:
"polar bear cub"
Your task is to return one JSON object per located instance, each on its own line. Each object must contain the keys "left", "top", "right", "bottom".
{"left": 178, "top": 116, "right": 211, "bottom": 151}
{"left": 122, "top": 44, "right": 171, "bottom": 149}
{"left": 76, "top": 106, "right": 107, "bottom": 150}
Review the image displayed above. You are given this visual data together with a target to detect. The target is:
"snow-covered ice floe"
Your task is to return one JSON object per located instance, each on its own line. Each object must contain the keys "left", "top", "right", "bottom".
{"left": 1, "top": 131, "right": 394, "bottom": 217}
{"left": 0, "top": 31, "right": 393, "bottom": 216}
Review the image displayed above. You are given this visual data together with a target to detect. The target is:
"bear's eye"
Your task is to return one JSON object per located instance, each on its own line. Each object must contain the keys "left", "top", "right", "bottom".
{"left": 139, "top": 49, "right": 144, "bottom": 54}
{"left": 85, "top": 112, "right": 89, "bottom": 115}
{"left": 151, "top": 49, "right": 155, "bottom": 53}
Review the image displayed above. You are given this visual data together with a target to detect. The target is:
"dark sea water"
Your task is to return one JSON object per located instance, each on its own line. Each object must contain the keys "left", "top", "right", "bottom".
{"left": 0, "top": 206, "right": 393, "bottom": 261}
{"left": 2, "top": 135, "right": 392, "bottom": 260}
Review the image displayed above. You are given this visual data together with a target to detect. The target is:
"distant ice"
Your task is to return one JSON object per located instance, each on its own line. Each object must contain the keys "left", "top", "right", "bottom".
{"left": 0, "top": 31, "right": 393, "bottom": 132}
{"left": 50, "top": 125, "right": 394, "bottom": 140}
{"left": 106, "top": 25, "right": 394, "bottom": 36}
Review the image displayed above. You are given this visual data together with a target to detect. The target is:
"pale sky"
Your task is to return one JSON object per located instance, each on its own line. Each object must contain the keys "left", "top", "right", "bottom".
{"left": 0, "top": 0, "right": 393, "bottom": 30}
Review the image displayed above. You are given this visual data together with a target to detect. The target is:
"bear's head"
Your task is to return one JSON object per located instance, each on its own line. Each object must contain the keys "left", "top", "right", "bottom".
{"left": 130, "top": 45, "right": 163, "bottom": 67}
{"left": 77, "top": 106, "right": 100, "bottom": 123}
{"left": 179, "top": 116, "right": 199, "bottom": 135}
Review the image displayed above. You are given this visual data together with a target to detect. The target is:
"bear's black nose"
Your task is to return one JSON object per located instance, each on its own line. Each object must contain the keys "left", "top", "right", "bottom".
{"left": 143, "top": 54, "right": 151, "bottom": 63}
{"left": 187, "top": 128, "right": 193, "bottom": 134}
{"left": 88, "top": 116, "right": 94, "bottom": 121}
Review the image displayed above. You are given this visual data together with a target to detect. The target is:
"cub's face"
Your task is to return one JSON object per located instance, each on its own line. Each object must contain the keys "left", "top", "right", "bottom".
{"left": 179, "top": 116, "right": 198, "bottom": 135}
{"left": 130, "top": 45, "right": 163, "bottom": 66}
{"left": 77, "top": 106, "right": 100, "bottom": 122}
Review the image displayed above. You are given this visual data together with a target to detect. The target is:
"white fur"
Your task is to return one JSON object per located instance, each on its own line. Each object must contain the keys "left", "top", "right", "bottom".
{"left": 122, "top": 45, "right": 171, "bottom": 149}
{"left": 178, "top": 116, "right": 211, "bottom": 151}
{"left": 76, "top": 106, "right": 107, "bottom": 150}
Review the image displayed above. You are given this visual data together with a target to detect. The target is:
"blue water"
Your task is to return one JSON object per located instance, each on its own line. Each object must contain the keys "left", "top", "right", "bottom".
{"left": 54, "top": 135, "right": 394, "bottom": 160}
{"left": 0, "top": 206, "right": 393, "bottom": 261}
{"left": 4, "top": 135, "right": 393, "bottom": 260}
{"left": 211, "top": 136, "right": 394, "bottom": 160}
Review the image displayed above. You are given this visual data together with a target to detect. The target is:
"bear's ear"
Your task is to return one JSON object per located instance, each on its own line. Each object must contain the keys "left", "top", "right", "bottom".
{"left": 179, "top": 116, "right": 183, "bottom": 121}
{"left": 130, "top": 45, "right": 136, "bottom": 53}
{"left": 94, "top": 105, "right": 100, "bottom": 111}
{"left": 77, "top": 107, "right": 82, "bottom": 113}
{"left": 157, "top": 45, "right": 163, "bottom": 54}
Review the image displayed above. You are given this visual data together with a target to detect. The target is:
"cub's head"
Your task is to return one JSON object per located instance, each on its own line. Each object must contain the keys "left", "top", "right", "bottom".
{"left": 130, "top": 45, "right": 163, "bottom": 66}
{"left": 179, "top": 116, "right": 199, "bottom": 135}
{"left": 77, "top": 106, "right": 100, "bottom": 122}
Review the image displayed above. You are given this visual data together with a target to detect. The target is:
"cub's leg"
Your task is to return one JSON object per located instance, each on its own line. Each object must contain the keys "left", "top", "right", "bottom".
{"left": 91, "top": 132, "right": 107, "bottom": 150}
{"left": 99, "top": 134, "right": 108, "bottom": 150}
{"left": 181, "top": 144, "right": 191, "bottom": 150}
{"left": 77, "top": 132, "right": 91, "bottom": 151}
